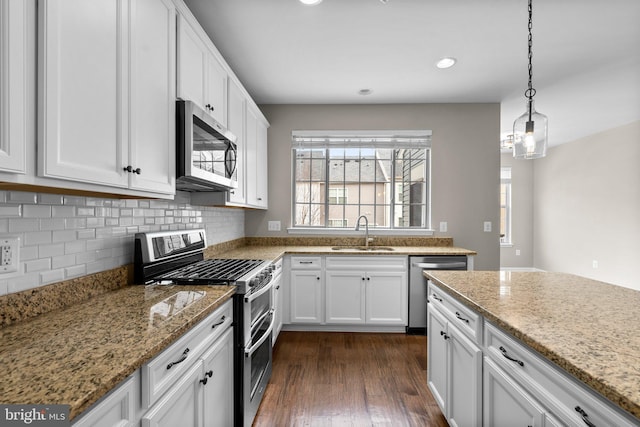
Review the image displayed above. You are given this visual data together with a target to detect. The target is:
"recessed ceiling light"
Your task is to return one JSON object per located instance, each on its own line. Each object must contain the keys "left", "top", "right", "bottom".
{"left": 299, "top": 0, "right": 322, "bottom": 5}
{"left": 436, "top": 57, "right": 457, "bottom": 69}
{"left": 358, "top": 89, "right": 373, "bottom": 96}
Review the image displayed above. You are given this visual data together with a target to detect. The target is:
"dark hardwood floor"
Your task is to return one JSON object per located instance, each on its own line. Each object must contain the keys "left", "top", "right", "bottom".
{"left": 253, "top": 331, "right": 448, "bottom": 427}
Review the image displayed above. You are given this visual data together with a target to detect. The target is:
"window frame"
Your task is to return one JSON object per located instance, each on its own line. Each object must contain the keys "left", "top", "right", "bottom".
{"left": 289, "top": 130, "right": 433, "bottom": 234}
{"left": 500, "top": 167, "right": 512, "bottom": 245}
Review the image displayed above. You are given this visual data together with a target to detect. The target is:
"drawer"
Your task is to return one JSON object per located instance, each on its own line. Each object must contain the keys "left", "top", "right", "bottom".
{"left": 73, "top": 371, "right": 139, "bottom": 427}
{"left": 428, "top": 282, "right": 482, "bottom": 345}
{"left": 290, "top": 256, "right": 322, "bottom": 269}
{"left": 141, "top": 299, "right": 232, "bottom": 409}
{"left": 485, "top": 321, "right": 638, "bottom": 427}
{"left": 325, "top": 256, "right": 406, "bottom": 270}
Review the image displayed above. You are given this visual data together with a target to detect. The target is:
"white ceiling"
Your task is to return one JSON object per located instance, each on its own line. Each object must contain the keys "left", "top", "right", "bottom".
{"left": 183, "top": 0, "right": 640, "bottom": 147}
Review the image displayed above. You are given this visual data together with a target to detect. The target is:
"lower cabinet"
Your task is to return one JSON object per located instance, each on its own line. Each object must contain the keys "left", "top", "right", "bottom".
{"left": 141, "top": 327, "right": 234, "bottom": 427}
{"left": 427, "top": 303, "right": 482, "bottom": 427}
{"left": 290, "top": 268, "right": 323, "bottom": 324}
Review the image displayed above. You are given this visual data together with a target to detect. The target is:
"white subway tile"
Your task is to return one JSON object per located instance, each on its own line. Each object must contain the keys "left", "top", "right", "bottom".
{"left": 38, "top": 243, "right": 65, "bottom": 258}
{"left": 25, "top": 258, "right": 51, "bottom": 273}
{"left": 65, "top": 240, "right": 86, "bottom": 254}
{"left": 52, "top": 205, "right": 75, "bottom": 217}
{"left": 40, "top": 218, "right": 66, "bottom": 231}
{"left": 0, "top": 279, "right": 8, "bottom": 296}
{"left": 77, "top": 229, "right": 95, "bottom": 239}
{"left": 76, "top": 251, "right": 97, "bottom": 264}
{"left": 124, "top": 200, "right": 138, "bottom": 208}
{"left": 23, "top": 205, "right": 52, "bottom": 218}
{"left": 86, "top": 239, "right": 104, "bottom": 251}
{"left": 52, "top": 254, "right": 76, "bottom": 269}
{"left": 0, "top": 205, "right": 22, "bottom": 217}
{"left": 63, "top": 196, "right": 86, "bottom": 206}
{"left": 21, "top": 246, "right": 39, "bottom": 261}
{"left": 65, "top": 264, "right": 86, "bottom": 278}
{"left": 52, "top": 229, "right": 77, "bottom": 243}
{"left": 24, "top": 231, "right": 52, "bottom": 246}
{"left": 8, "top": 191, "right": 37, "bottom": 204}
{"left": 38, "top": 194, "right": 64, "bottom": 205}
{"left": 9, "top": 218, "right": 39, "bottom": 232}
{"left": 40, "top": 269, "right": 65, "bottom": 285}
{"left": 65, "top": 218, "right": 87, "bottom": 229}
{"left": 106, "top": 218, "right": 119, "bottom": 226}
{"left": 86, "top": 260, "right": 106, "bottom": 274}
{"left": 86, "top": 218, "right": 105, "bottom": 228}
{"left": 77, "top": 207, "right": 96, "bottom": 216}
{"left": 8, "top": 272, "right": 40, "bottom": 293}
{"left": 0, "top": 219, "right": 8, "bottom": 232}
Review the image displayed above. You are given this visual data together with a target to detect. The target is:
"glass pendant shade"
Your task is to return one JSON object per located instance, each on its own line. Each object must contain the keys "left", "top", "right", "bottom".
{"left": 512, "top": 100, "right": 548, "bottom": 159}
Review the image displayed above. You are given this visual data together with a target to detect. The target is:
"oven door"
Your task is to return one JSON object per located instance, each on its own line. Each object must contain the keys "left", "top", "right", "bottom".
{"left": 243, "top": 308, "right": 274, "bottom": 427}
{"left": 244, "top": 276, "right": 275, "bottom": 346}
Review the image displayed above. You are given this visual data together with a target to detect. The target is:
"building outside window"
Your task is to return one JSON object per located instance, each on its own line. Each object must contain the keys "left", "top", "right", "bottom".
{"left": 292, "top": 131, "right": 431, "bottom": 230}
{"left": 500, "top": 167, "right": 512, "bottom": 244}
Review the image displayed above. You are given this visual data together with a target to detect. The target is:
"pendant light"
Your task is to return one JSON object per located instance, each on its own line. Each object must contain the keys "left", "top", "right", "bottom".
{"left": 513, "top": 0, "right": 548, "bottom": 159}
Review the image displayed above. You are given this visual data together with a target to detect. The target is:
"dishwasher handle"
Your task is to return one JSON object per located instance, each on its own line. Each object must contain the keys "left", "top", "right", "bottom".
{"left": 412, "top": 262, "right": 467, "bottom": 269}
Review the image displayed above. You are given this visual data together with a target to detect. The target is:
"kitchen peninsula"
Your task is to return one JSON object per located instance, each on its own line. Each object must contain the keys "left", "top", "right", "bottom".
{"left": 425, "top": 270, "right": 640, "bottom": 426}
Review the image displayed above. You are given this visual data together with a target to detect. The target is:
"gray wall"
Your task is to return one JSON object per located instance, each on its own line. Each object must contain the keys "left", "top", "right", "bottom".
{"left": 0, "top": 191, "right": 245, "bottom": 296}
{"left": 246, "top": 104, "right": 501, "bottom": 270}
{"left": 500, "top": 152, "right": 534, "bottom": 268}
{"left": 533, "top": 120, "right": 640, "bottom": 290}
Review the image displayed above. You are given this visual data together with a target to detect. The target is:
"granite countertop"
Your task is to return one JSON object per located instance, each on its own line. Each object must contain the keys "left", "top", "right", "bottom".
{"left": 0, "top": 284, "right": 236, "bottom": 420}
{"left": 424, "top": 270, "right": 640, "bottom": 420}
{"left": 206, "top": 244, "right": 477, "bottom": 262}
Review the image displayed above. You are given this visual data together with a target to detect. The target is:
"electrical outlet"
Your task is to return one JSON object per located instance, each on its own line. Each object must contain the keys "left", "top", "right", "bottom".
{"left": 515, "top": 249, "right": 521, "bottom": 256}
{"left": 483, "top": 221, "right": 492, "bottom": 232}
{"left": 1, "top": 236, "right": 20, "bottom": 274}
{"left": 592, "top": 260, "right": 599, "bottom": 269}
{"left": 439, "top": 222, "right": 447, "bottom": 232}
{"left": 268, "top": 221, "right": 281, "bottom": 231}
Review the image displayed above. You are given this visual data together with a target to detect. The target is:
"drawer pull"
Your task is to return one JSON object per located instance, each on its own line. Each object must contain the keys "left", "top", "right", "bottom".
{"left": 432, "top": 293, "right": 443, "bottom": 302}
{"left": 575, "top": 406, "right": 597, "bottom": 427}
{"left": 499, "top": 346, "right": 524, "bottom": 367}
{"left": 200, "top": 370, "right": 213, "bottom": 385}
{"left": 212, "top": 316, "right": 226, "bottom": 329}
{"left": 440, "top": 331, "right": 450, "bottom": 340}
{"left": 166, "top": 348, "right": 190, "bottom": 370}
{"left": 299, "top": 261, "right": 314, "bottom": 264}
{"left": 455, "top": 311, "right": 470, "bottom": 323}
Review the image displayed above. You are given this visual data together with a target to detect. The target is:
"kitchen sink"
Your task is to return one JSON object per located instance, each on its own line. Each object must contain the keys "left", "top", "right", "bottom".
{"left": 330, "top": 246, "right": 395, "bottom": 251}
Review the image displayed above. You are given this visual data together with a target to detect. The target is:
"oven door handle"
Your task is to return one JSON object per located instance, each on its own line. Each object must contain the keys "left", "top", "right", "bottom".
{"left": 244, "top": 277, "right": 275, "bottom": 303}
{"left": 245, "top": 309, "right": 275, "bottom": 358}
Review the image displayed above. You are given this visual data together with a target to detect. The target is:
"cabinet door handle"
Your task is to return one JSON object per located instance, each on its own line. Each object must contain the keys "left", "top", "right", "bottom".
{"left": 199, "top": 370, "right": 213, "bottom": 385}
{"left": 316, "top": 276, "right": 320, "bottom": 281}
{"left": 440, "top": 331, "right": 449, "bottom": 340}
{"left": 431, "top": 293, "right": 443, "bottom": 302}
{"left": 211, "top": 315, "right": 225, "bottom": 329}
{"left": 455, "top": 311, "right": 469, "bottom": 323}
{"left": 362, "top": 277, "right": 365, "bottom": 281}
{"left": 299, "top": 261, "right": 313, "bottom": 264}
{"left": 575, "top": 406, "right": 597, "bottom": 427}
{"left": 166, "top": 348, "right": 190, "bottom": 370}
{"left": 123, "top": 165, "right": 141, "bottom": 174}
{"left": 499, "top": 346, "right": 524, "bottom": 367}
{"left": 276, "top": 285, "right": 280, "bottom": 290}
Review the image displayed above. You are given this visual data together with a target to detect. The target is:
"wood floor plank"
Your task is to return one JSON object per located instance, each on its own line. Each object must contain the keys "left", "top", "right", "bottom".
{"left": 252, "top": 332, "right": 448, "bottom": 427}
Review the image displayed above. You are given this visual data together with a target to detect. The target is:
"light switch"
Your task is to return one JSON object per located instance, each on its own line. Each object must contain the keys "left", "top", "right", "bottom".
{"left": 268, "top": 221, "right": 281, "bottom": 231}
{"left": 483, "top": 221, "right": 492, "bottom": 232}
{"left": 439, "top": 222, "right": 447, "bottom": 232}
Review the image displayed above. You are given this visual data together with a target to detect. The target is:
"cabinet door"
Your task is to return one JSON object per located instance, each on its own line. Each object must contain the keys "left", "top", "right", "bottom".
{"left": 0, "top": 0, "right": 27, "bottom": 174}
{"left": 427, "top": 306, "right": 448, "bottom": 415}
{"left": 255, "top": 119, "right": 268, "bottom": 208}
{"left": 245, "top": 106, "right": 258, "bottom": 206}
{"left": 205, "top": 53, "right": 227, "bottom": 125}
{"left": 129, "top": 0, "right": 175, "bottom": 194}
{"left": 273, "top": 274, "right": 283, "bottom": 343}
{"left": 484, "top": 357, "right": 545, "bottom": 427}
{"left": 290, "top": 270, "right": 323, "bottom": 323}
{"left": 365, "top": 271, "right": 407, "bottom": 325}
{"left": 38, "top": 0, "right": 128, "bottom": 187}
{"left": 448, "top": 323, "right": 482, "bottom": 427}
{"left": 325, "top": 271, "right": 365, "bottom": 324}
{"left": 141, "top": 362, "right": 203, "bottom": 427}
{"left": 227, "top": 79, "right": 245, "bottom": 204}
{"left": 177, "top": 13, "right": 206, "bottom": 108}
{"left": 201, "top": 328, "right": 234, "bottom": 427}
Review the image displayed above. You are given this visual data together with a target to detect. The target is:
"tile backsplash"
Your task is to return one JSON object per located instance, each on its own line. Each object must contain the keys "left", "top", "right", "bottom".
{"left": 0, "top": 191, "right": 244, "bottom": 296}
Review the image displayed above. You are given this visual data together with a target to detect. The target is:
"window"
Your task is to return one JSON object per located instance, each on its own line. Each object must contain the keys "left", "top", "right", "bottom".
{"left": 500, "top": 167, "right": 512, "bottom": 244}
{"left": 292, "top": 131, "right": 431, "bottom": 230}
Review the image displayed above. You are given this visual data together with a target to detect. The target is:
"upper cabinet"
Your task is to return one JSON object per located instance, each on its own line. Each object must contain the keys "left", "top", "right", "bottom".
{"left": 0, "top": 0, "right": 28, "bottom": 174}
{"left": 38, "top": 0, "right": 175, "bottom": 195}
{"left": 245, "top": 105, "right": 269, "bottom": 209}
{"left": 177, "top": 13, "right": 227, "bottom": 126}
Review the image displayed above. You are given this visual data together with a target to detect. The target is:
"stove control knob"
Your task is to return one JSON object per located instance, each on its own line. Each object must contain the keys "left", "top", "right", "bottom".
{"left": 250, "top": 277, "right": 260, "bottom": 287}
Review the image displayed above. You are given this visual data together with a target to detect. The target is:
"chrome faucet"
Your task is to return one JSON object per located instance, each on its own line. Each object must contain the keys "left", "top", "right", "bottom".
{"left": 355, "top": 215, "right": 370, "bottom": 248}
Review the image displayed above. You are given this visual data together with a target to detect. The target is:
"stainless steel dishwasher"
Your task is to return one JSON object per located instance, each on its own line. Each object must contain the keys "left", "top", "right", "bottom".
{"left": 407, "top": 256, "right": 468, "bottom": 334}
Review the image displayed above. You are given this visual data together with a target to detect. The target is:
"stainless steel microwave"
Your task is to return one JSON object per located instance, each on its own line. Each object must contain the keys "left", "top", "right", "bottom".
{"left": 176, "top": 100, "right": 238, "bottom": 191}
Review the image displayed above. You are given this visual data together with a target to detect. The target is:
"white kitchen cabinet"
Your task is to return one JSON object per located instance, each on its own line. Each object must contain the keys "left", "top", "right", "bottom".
{"left": 226, "top": 78, "right": 246, "bottom": 205}
{"left": 38, "top": 0, "right": 175, "bottom": 195}
{"left": 325, "top": 256, "right": 407, "bottom": 326}
{"left": 177, "top": 13, "right": 226, "bottom": 126}
{"left": 272, "top": 259, "right": 284, "bottom": 343}
{"left": 289, "top": 256, "right": 323, "bottom": 324}
{"left": 0, "top": 0, "right": 28, "bottom": 174}
{"left": 245, "top": 105, "right": 269, "bottom": 209}
{"left": 427, "top": 287, "right": 482, "bottom": 427}
{"left": 483, "top": 357, "right": 548, "bottom": 427}
{"left": 142, "top": 302, "right": 234, "bottom": 427}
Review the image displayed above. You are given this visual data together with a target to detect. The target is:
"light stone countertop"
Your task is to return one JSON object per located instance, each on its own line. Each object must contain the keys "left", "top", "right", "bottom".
{"left": 424, "top": 270, "right": 640, "bottom": 421}
{"left": 0, "top": 284, "right": 236, "bottom": 420}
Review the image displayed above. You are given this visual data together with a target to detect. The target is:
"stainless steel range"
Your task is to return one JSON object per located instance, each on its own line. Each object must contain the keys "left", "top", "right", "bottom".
{"left": 134, "top": 229, "right": 275, "bottom": 427}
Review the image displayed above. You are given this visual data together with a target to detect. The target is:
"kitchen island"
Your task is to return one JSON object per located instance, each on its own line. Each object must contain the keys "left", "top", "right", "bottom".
{"left": 425, "top": 270, "right": 640, "bottom": 425}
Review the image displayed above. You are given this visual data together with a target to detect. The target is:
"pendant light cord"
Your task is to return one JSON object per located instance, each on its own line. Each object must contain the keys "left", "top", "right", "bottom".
{"left": 526, "top": 0, "right": 535, "bottom": 122}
